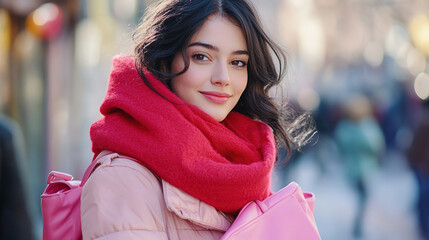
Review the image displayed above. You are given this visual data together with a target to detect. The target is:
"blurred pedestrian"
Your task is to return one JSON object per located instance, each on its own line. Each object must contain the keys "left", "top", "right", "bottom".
{"left": 407, "top": 99, "right": 429, "bottom": 240}
{"left": 0, "top": 114, "right": 35, "bottom": 240}
{"left": 334, "top": 94, "right": 385, "bottom": 238}
{"left": 80, "top": 0, "right": 315, "bottom": 239}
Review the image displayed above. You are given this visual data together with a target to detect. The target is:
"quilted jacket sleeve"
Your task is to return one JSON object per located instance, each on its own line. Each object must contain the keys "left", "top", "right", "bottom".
{"left": 81, "top": 157, "right": 168, "bottom": 240}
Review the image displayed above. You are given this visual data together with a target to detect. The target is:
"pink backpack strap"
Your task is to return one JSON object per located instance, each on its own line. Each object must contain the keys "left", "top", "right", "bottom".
{"left": 81, "top": 152, "right": 115, "bottom": 185}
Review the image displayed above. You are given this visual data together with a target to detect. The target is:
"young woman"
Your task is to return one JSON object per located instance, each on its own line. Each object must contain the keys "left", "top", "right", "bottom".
{"left": 81, "top": 0, "right": 303, "bottom": 239}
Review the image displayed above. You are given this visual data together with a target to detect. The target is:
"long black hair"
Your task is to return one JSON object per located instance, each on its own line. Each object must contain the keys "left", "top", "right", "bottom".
{"left": 133, "top": 0, "right": 308, "bottom": 160}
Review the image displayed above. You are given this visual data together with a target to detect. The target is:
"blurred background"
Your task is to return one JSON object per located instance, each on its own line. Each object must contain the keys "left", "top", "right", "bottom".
{"left": 1, "top": 0, "right": 429, "bottom": 239}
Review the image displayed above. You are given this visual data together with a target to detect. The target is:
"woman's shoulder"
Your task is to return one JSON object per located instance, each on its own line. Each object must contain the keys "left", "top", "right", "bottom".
{"left": 85, "top": 152, "right": 162, "bottom": 192}
{"left": 81, "top": 153, "right": 167, "bottom": 239}
{"left": 82, "top": 152, "right": 164, "bottom": 205}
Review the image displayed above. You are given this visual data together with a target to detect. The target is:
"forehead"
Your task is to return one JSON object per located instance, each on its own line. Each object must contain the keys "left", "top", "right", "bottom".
{"left": 189, "top": 14, "right": 247, "bottom": 50}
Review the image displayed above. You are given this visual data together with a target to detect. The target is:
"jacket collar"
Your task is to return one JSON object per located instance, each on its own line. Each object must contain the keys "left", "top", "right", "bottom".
{"left": 162, "top": 180, "right": 232, "bottom": 231}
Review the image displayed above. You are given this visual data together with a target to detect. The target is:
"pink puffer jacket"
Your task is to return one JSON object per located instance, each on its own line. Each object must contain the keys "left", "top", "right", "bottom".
{"left": 81, "top": 152, "right": 232, "bottom": 240}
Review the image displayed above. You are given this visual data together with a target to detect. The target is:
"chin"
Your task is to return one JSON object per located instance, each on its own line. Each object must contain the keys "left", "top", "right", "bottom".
{"left": 200, "top": 105, "right": 231, "bottom": 122}
{"left": 213, "top": 116, "right": 226, "bottom": 122}
{"left": 210, "top": 113, "right": 227, "bottom": 122}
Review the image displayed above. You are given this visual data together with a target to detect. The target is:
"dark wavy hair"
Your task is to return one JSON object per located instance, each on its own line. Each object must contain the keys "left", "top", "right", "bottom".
{"left": 133, "top": 0, "right": 306, "bottom": 160}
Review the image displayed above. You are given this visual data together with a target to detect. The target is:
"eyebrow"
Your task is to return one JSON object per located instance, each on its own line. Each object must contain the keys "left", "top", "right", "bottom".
{"left": 188, "top": 42, "right": 249, "bottom": 56}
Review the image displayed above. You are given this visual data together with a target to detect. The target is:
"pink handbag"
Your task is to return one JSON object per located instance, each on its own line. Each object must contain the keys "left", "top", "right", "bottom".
{"left": 220, "top": 182, "right": 321, "bottom": 240}
{"left": 41, "top": 153, "right": 110, "bottom": 240}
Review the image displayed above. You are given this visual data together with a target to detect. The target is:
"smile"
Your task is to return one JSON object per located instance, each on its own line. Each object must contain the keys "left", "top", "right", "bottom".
{"left": 200, "top": 91, "right": 231, "bottom": 104}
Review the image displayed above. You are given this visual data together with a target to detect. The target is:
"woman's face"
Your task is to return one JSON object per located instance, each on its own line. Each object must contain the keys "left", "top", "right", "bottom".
{"left": 171, "top": 14, "right": 248, "bottom": 122}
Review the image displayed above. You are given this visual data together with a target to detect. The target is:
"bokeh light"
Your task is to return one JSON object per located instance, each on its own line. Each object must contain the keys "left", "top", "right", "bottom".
{"left": 409, "top": 14, "right": 429, "bottom": 56}
{"left": 414, "top": 72, "right": 429, "bottom": 100}
{"left": 26, "top": 3, "right": 63, "bottom": 40}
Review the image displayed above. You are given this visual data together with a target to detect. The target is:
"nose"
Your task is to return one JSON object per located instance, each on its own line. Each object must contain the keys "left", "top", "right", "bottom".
{"left": 210, "top": 62, "right": 230, "bottom": 86}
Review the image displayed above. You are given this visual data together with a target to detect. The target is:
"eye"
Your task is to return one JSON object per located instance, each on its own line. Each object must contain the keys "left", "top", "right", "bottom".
{"left": 231, "top": 60, "right": 247, "bottom": 68}
{"left": 192, "top": 53, "right": 209, "bottom": 61}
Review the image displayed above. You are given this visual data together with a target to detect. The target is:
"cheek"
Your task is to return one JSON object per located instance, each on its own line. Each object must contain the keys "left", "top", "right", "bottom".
{"left": 176, "top": 69, "right": 205, "bottom": 89}
{"left": 178, "top": 61, "right": 212, "bottom": 86}
{"left": 172, "top": 66, "right": 207, "bottom": 96}
{"left": 233, "top": 72, "right": 248, "bottom": 95}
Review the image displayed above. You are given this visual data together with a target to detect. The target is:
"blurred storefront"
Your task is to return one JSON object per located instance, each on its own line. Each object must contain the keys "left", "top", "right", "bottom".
{"left": 1, "top": 0, "right": 148, "bottom": 238}
{"left": 0, "top": 0, "right": 429, "bottom": 239}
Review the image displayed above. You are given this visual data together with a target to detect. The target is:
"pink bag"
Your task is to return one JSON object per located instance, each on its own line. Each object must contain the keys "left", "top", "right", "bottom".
{"left": 220, "top": 182, "right": 321, "bottom": 240}
{"left": 41, "top": 153, "right": 110, "bottom": 240}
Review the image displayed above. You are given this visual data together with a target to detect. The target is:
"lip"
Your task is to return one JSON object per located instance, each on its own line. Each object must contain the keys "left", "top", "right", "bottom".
{"left": 200, "top": 91, "right": 232, "bottom": 104}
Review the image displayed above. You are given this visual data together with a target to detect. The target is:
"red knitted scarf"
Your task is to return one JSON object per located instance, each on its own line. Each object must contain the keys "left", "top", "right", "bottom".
{"left": 90, "top": 56, "right": 276, "bottom": 214}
